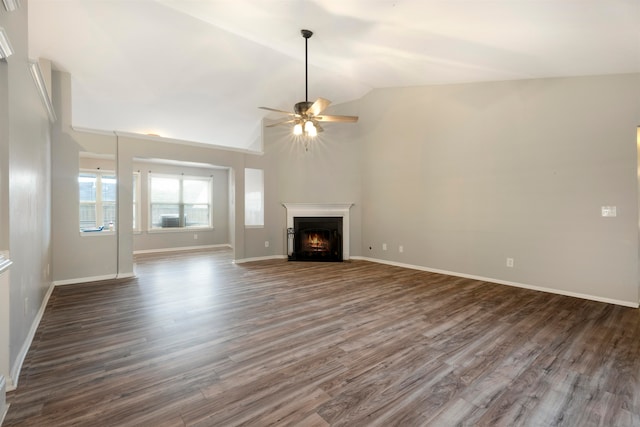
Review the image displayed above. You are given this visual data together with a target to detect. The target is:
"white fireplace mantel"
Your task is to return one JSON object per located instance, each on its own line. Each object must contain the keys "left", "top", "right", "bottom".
{"left": 283, "top": 203, "right": 353, "bottom": 260}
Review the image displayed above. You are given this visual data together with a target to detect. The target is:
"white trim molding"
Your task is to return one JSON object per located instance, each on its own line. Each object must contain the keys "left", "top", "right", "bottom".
{"left": 2, "top": 0, "right": 20, "bottom": 12}
{"left": 0, "top": 252, "right": 11, "bottom": 393}
{"left": 283, "top": 203, "right": 354, "bottom": 260}
{"left": 29, "top": 59, "right": 57, "bottom": 122}
{"left": 0, "top": 27, "right": 13, "bottom": 59}
{"left": 234, "top": 255, "right": 287, "bottom": 264}
{"left": 133, "top": 244, "right": 231, "bottom": 255}
{"left": 53, "top": 274, "right": 118, "bottom": 287}
{"left": 351, "top": 256, "right": 640, "bottom": 308}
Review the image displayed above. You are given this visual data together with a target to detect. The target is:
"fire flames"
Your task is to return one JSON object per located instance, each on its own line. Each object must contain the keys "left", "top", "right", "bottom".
{"left": 305, "top": 232, "right": 328, "bottom": 251}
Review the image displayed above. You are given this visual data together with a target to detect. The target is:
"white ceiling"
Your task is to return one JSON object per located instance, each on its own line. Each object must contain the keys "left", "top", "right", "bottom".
{"left": 28, "top": 0, "right": 640, "bottom": 150}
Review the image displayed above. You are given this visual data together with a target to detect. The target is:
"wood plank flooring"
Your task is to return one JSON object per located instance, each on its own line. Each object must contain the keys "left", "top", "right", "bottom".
{"left": 5, "top": 248, "right": 640, "bottom": 426}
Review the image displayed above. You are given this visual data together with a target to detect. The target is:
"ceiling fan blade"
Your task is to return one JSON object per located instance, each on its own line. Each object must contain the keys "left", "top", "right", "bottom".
{"left": 259, "top": 106, "right": 296, "bottom": 115}
{"left": 316, "top": 114, "right": 359, "bottom": 123}
{"left": 265, "top": 119, "right": 295, "bottom": 127}
{"left": 306, "top": 98, "right": 331, "bottom": 116}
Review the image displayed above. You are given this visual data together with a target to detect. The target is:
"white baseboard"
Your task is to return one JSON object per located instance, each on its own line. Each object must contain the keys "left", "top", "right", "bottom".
{"left": 53, "top": 272, "right": 137, "bottom": 287}
{"left": 9, "top": 281, "right": 55, "bottom": 391}
{"left": 133, "top": 244, "right": 231, "bottom": 255}
{"left": 234, "top": 255, "right": 287, "bottom": 264}
{"left": 350, "top": 256, "right": 639, "bottom": 308}
{"left": 53, "top": 274, "right": 117, "bottom": 287}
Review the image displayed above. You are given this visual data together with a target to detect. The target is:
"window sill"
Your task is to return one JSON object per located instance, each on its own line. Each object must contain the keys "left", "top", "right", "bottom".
{"left": 245, "top": 225, "right": 264, "bottom": 229}
{"left": 147, "top": 227, "right": 214, "bottom": 234}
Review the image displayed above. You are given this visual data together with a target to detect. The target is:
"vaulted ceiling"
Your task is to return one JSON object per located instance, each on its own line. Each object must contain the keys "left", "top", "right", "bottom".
{"left": 28, "top": 0, "right": 640, "bottom": 150}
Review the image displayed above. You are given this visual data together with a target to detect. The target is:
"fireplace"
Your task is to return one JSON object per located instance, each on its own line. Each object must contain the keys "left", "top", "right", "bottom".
{"left": 291, "top": 217, "right": 342, "bottom": 262}
{"left": 283, "top": 203, "right": 353, "bottom": 261}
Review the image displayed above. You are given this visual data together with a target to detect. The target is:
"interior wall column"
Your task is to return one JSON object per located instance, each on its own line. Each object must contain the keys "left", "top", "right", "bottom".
{"left": 116, "top": 133, "right": 134, "bottom": 278}
{"left": 231, "top": 164, "right": 245, "bottom": 261}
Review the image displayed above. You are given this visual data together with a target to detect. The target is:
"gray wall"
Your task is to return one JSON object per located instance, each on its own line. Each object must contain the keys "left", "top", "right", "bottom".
{"left": 251, "top": 103, "right": 363, "bottom": 260}
{"left": 76, "top": 156, "right": 231, "bottom": 254}
{"left": 358, "top": 74, "right": 640, "bottom": 305}
{"left": 132, "top": 161, "right": 229, "bottom": 253}
{"left": 51, "top": 70, "right": 250, "bottom": 283}
{"left": 50, "top": 57, "right": 640, "bottom": 307}
{"left": 5, "top": 1, "right": 634, "bottom": 402}
{"left": 116, "top": 135, "right": 247, "bottom": 262}
{"left": 1, "top": 2, "right": 52, "bottom": 379}
{"left": 0, "top": 30, "right": 8, "bottom": 254}
{"left": 51, "top": 71, "right": 118, "bottom": 282}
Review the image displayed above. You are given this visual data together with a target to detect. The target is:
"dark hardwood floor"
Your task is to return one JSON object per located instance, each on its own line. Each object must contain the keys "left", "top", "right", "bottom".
{"left": 4, "top": 248, "right": 640, "bottom": 426}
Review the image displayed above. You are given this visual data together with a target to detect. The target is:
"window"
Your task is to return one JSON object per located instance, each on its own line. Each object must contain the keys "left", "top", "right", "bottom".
{"left": 149, "top": 174, "right": 212, "bottom": 230}
{"left": 79, "top": 171, "right": 116, "bottom": 230}
{"left": 245, "top": 168, "right": 264, "bottom": 227}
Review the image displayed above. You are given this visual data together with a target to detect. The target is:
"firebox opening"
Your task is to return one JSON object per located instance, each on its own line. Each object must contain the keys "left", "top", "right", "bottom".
{"left": 290, "top": 217, "right": 343, "bottom": 262}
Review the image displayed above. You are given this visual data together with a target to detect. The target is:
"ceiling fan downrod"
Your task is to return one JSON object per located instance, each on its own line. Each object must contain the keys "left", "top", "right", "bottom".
{"left": 301, "top": 29, "right": 313, "bottom": 104}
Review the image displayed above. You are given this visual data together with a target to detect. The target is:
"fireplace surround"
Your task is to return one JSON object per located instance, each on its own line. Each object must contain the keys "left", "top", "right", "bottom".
{"left": 283, "top": 203, "right": 353, "bottom": 261}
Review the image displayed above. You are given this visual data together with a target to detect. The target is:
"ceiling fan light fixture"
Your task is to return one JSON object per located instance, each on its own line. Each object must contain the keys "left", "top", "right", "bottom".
{"left": 307, "top": 124, "right": 318, "bottom": 137}
{"left": 258, "top": 28, "right": 358, "bottom": 141}
{"left": 304, "top": 120, "right": 315, "bottom": 132}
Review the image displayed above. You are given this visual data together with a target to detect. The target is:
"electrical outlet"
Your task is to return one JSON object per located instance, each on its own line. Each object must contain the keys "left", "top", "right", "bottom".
{"left": 601, "top": 206, "right": 617, "bottom": 217}
{"left": 382, "top": 243, "right": 387, "bottom": 251}
{"left": 399, "top": 245, "right": 404, "bottom": 253}
{"left": 265, "top": 241, "right": 270, "bottom": 248}
{"left": 193, "top": 234, "right": 198, "bottom": 240}
{"left": 506, "top": 258, "right": 514, "bottom": 268}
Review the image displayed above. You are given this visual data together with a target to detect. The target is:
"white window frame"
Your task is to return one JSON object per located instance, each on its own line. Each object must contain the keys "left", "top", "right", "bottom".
{"left": 79, "top": 169, "right": 116, "bottom": 232}
{"left": 147, "top": 173, "right": 213, "bottom": 231}
{"left": 133, "top": 171, "right": 141, "bottom": 232}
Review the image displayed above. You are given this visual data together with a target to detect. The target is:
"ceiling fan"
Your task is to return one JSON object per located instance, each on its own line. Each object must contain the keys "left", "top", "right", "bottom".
{"left": 259, "top": 29, "right": 358, "bottom": 137}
